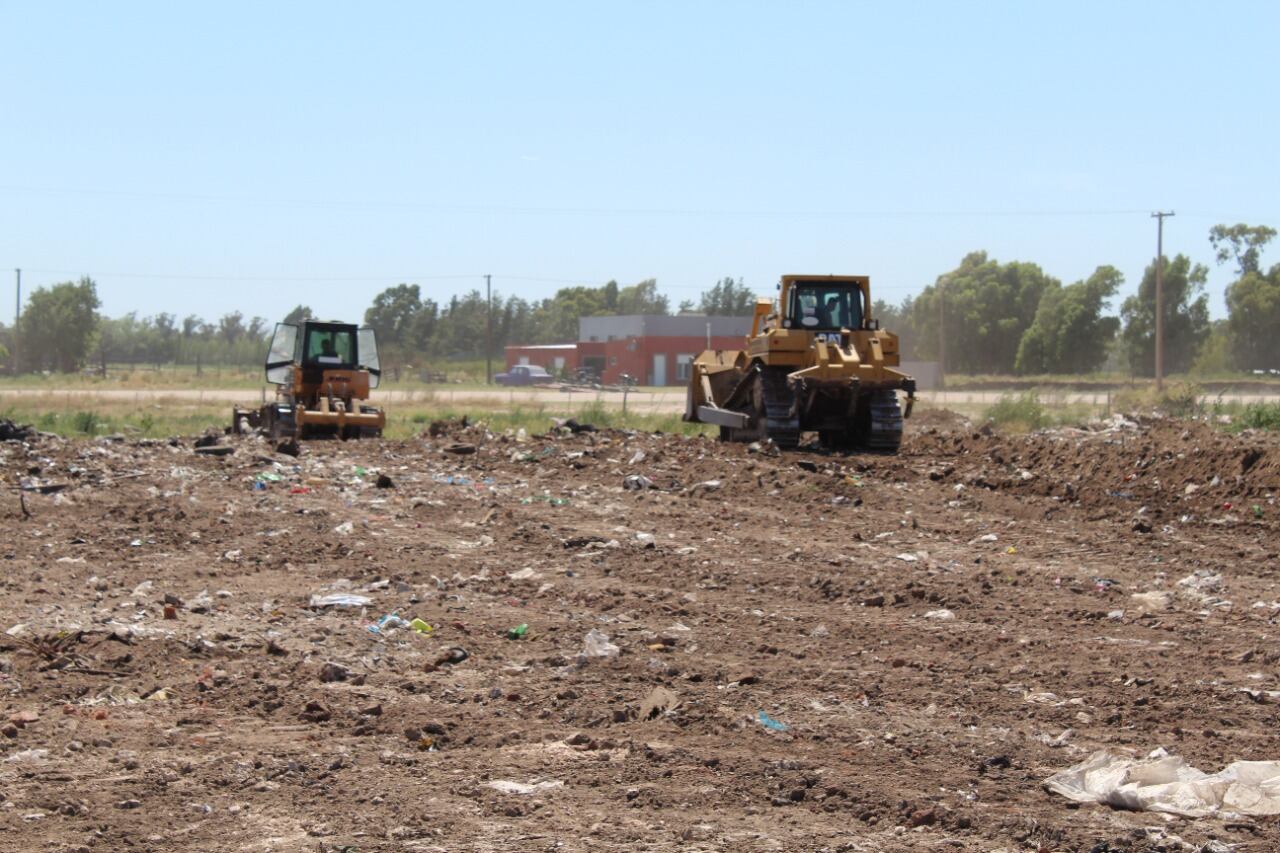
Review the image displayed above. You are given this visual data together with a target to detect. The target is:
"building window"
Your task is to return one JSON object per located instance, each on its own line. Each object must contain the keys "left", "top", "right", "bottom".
{"left": 588, "top": 336, "right": 599, "bottom": 342}
{"left": 676, "top": 354, "right": 695, "bottom": 381}
{"left": 609, "top": 356, "right": 618, "bottom": 366}
{"left": 607, "top": 335, "right": 616, "bottom": 342}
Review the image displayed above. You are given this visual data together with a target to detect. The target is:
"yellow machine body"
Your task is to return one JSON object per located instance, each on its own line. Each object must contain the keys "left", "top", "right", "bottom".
{"left": 685, "top": 274, "right": 915, "bottom": 451}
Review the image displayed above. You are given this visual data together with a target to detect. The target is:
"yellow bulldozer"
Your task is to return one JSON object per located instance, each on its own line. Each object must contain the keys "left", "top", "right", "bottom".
{"left": 684, "top": 274, "right": 915, "bottom": 451}
{"left": 232, "top": 319, "right": 385, "bottom": 441}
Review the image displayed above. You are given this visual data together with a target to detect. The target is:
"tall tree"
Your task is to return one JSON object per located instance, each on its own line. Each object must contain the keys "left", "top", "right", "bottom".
{"left": 21, "top": 277, "right": 102, "bottom": 372}
{"left": 1119, "top": 254, "right": 1210, "bottom": 376}
{"left": 1210, "top": 223, "right": 1277, "bottom": 276}
{"left": 616, "top": 278, "right": 669, "bottom": 315}
{"left": 1213, "top": 223, "right": 1280, "bottom": 371}
{"left": 283, "top": 304, "right": 313, "bottom": 325}
{"left": 911, "top": 252, "right": 1059, "bottom": 374}
{"left": 699, "top": 277, "right": 757, "bottom": 315}
{"left": 1015, "top": 266, "right": 1121, "bottom": 374}
{"left": 364, "top": 284, "right": 424, "bottom": 348}
{"left": 218, "top": 311, "right": 246, "bottom": 344}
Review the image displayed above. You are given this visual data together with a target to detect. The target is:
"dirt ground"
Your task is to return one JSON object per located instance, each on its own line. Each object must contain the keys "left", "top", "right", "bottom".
{"left": 1, "top": 410, "right": 1279, "bottom": 852}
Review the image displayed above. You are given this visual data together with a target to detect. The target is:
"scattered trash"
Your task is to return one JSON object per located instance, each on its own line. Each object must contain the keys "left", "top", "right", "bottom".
{"left": 0, "top": 418, "right": 37, "bottom": 442}
{"left": 506, "top": 623, "right": 528, "bottom": 640}
{"left": 1005, "top": 546, "right": 1017, "bottom": 555}
{"left": 639, "top": 686, "right": 679, "bottom": 720}
{"left": 376, "top": 473, "right": 394, "bottom": 489}
{"left": 623, "top": 474, "right": 654, "bottom": 490}
{"left": 366, "top": 613, "right": 410, "bottom": 634}
{"left": 924, "top": 609, "right": 956, "bottom": 621}
{"left": 309, "top": 593, "right": 372, "bottom": 609}
{"left": 434, "top": 647, "right": 469, "bottom": 666}
{"left": 485, "top": 780, "right": 564, "bottom": 795}
{"left": 194, "top": 445, "right": 234, "bottom": 457}
{"left": 409, "top": 618, "right": 433, "bottom": 634}
{"left": 1252, "top": 505, "right": 1263, "bottom": 519}
{"left": 333, "top": 521, "right": 355, "bottom": 536}
{"left": 689, "top": 479, "right": 722, "bottom": 493}
{"left": 442, "top": 443, "right": 478, "bottom": 455}
{"left": 582, "top": 628, "right": 620, "bottom": 658}
{"left": 629, "top": 450, "right": 646, "bottom": 465}
{"left": 757, "top": 711, "right": 789, "bottom": 732}
{"left": 556, "top": 418, "right": 596, "bottom": 434}
{"left": 3, "top": 748, "right": 49, "bottom": 764}
{"left": 895, "top": 553, "right": 919, "bottom": 563}
{"left": 1130, "top": 590, "right": 1172, "bottom": 610}
{"left": 1045, "top": 747, "right": 1280, "bottom": 817}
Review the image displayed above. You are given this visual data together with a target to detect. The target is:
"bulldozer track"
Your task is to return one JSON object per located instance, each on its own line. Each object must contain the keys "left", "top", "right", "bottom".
{"left": 865, "top": 388, "right": 903, "bottom": 451}
{"left": 760, "top": 368, "right": 801, "bottom": 449}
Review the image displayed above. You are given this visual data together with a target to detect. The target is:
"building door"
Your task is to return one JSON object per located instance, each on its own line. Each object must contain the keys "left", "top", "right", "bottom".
{"left": 652, "top": 353, "right": 667, "bottom": 386}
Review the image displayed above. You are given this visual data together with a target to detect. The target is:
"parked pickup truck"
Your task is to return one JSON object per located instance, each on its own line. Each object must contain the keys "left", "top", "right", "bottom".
{"left": 494, "top": 365, "right": 556, "bottom": 386}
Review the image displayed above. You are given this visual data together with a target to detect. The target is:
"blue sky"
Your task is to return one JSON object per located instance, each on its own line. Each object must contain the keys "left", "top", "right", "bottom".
{"left": 2, "top": 1, "right": 1276, "bottom": 326}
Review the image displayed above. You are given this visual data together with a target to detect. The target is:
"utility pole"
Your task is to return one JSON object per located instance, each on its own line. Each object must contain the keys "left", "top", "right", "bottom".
{"left": 937, "top": 277, "right": 946, "bottom": 391}
{"left": 13, "top": 268, "right": 19, "bottom": 375}
{"left": 1151, "top": 211, "right": 1175, "bottom": 391}
{"left": 485, "top": 274, "right": 492, "bottom": 385}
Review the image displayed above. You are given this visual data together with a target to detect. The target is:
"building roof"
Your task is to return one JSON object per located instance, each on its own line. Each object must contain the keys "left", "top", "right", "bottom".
{"left": 578, "top": 314, "right": 751, "bottom": 341}
{"left": 503, "top": 343, "right": 578, "bottom": 351}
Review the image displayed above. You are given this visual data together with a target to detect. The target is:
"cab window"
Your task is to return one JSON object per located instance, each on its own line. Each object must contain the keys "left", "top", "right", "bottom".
{"left": 306, "top": 329, "right": 355, "bottom": 365}
{"left": 790, "top": 283, "right": 864, "bottom": 330}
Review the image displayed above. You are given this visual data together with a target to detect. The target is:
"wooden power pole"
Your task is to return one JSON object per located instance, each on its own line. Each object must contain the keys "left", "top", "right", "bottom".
{"left": 1151, "top": 211, "right": 1175, "bottom": 390}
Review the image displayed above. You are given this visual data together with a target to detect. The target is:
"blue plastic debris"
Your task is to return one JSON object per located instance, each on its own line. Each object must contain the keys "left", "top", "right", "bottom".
{"left": 757, "top": 711, "right": 788, "bottom": 732}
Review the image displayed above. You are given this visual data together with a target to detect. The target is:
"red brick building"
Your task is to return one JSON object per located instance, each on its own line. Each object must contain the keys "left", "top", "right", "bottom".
{"left": 505, "top": 315, "right": 752, "bottom": 386}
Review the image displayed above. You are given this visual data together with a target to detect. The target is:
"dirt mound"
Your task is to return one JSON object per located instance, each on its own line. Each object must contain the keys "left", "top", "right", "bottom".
{"left": 0, "top": 420, "right": 1277, "bottom": 850}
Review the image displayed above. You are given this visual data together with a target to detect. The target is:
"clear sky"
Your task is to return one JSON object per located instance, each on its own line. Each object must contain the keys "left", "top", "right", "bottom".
{"left": 2, "top": 1, "right": 1276, "bottom": 327}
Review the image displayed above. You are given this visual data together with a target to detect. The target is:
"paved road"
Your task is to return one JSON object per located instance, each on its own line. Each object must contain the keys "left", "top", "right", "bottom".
{"left": 4, "top": 385, "right": 1279, "bottom": 414}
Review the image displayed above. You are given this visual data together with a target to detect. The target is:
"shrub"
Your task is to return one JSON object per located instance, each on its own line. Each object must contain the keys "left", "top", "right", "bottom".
{"left": 984, "top": 392, "right": 1048, "bottom": 432}
{"left": 1237, "top": 402, "right": 1280, "bottom": 431}
{"left": 71, "top": 410, "right": 101, "bottom": 435}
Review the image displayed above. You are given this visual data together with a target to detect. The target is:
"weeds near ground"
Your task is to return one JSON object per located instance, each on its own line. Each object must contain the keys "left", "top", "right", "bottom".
{"left": 1112, "top": 381, "right": 1204, "bottom": 417}
{"left": 984, "top": 392, "right": 1049, "bottom": 432}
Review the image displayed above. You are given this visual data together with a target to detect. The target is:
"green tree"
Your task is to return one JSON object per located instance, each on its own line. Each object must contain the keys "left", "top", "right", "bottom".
{"left": 1119, "top": 254, "right": 1210, "bottom": 376}
{"left": 911, "top": 252, "right": 1058, "bottom": 374}
{"left": 531, "top": 285, "right": 607, "bottom": 342}
{"left": 218, "top": 311, "right": 246, "bottom": 344}
{"left": 21, "top": 277, "right": 102, "bottom": 372}
{"left": 616, "top": 278, "right": 669, "bottom": 315}
{"left": 1014, "top": 266, "right": 1121, "bottom": 374}
{"left": 283, "top": 304, "right": 313, "bottom": 325}
{"left": 1223, "top": 267, "right": 1280, "bottom": 371}
{"left": 699, "top": 277, "right": 757, "bottom": 315}
{"left": 1210, "top": 223, "right": 1277, "bottom": 276}
{"left": 1211, "top": 223, "right": 1280, "bottom": 371}
{"left": 364, "top": 284, "right": 424, "bottom": 349}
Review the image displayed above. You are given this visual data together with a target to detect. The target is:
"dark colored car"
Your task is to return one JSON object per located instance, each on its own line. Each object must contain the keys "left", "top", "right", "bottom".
{"left": 494, "top": 365, "right": 556, "bottom": 386}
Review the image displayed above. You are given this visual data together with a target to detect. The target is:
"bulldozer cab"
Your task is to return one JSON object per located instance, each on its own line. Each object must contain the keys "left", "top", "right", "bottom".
{"left": 264, "top": 321, "right": 382, "bottom": 388}
{"left": 780, "top": 276, "right": 868, "bottom": 332}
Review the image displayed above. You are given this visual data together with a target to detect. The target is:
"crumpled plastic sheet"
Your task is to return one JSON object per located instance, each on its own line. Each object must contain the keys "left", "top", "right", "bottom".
{"left": 1045, "top": 747, "right": 1280, "bottom": 817}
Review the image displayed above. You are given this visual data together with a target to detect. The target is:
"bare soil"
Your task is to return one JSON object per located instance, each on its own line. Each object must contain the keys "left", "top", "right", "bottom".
{"left": 1, "top": 412, "right": 1279, "bottom": 852}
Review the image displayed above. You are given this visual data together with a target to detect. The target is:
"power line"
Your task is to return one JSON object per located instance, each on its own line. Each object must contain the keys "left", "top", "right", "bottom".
{"left": 0, "top": 183, "right": 1180, "bottom": 219}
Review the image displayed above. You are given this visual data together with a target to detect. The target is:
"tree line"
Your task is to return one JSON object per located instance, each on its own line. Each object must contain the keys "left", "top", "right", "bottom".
{"left": 875, "top": 222, "right": 1279, "bottom": 375}
{"left": 0, "top": 276, "right": 757, "bottom": 374}
{"left": 2, "top": 222, "right": 1277, "bottom": 376}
